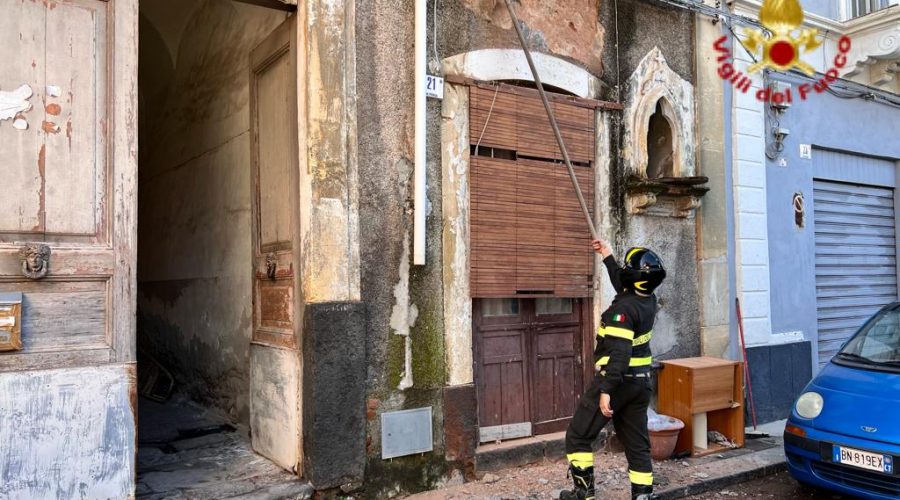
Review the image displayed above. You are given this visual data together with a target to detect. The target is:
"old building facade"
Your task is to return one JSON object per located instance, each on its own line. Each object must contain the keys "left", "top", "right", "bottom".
{"left": 0, "top": 0, "right": 753, "bottom": 497}
{"left": 697, "top": 0, "right": 900, "bottom": 424}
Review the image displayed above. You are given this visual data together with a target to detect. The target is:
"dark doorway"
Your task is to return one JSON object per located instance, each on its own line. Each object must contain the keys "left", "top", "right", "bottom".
{"left": 474, "top": 297, "right": 591, "bottom": 442}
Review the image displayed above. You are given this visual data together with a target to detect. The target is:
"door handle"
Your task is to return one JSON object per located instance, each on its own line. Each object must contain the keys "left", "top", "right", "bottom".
{"left": 19, "top": 243, "right": 51, "bottom": 280}
{"left": 265, "top": 252, "right": 277, "bottom": 279}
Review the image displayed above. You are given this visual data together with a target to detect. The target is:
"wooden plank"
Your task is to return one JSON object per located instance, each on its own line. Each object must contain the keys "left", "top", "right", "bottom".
{"left": 0, "top": 347, "right": 112, "bottom": 373}
{"left": 454, "top": 77, "right": 623, "bottom": 110}
{"left": 111, "top": 0, "right": 139, "bottom": 363}
{"left": 44, "top": 0, "right": 107, "bottom": 236}
{"left": 0, "top": 281, "right": 107, "bottom": 352}
{"left": 256, "top": 49, "right": 295, "bottom": 247}
{"left": 0, "top": 0, "right": 45, "bottom": 234}
{"left": 231, "top": 0, "right": 298, "bottom": 11}
{"left": 478, "top": 422, "right": 532, "bottom": 443}
{"left": 0, "top": 248, "right": 115, "bottom": 277}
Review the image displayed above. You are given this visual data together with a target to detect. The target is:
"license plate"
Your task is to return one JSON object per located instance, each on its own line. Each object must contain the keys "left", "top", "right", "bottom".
{"left": 833, "top": 445, "right": 893, "bottom": 474}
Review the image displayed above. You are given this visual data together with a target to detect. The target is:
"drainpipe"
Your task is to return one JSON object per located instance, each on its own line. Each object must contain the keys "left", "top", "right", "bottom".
{"left": 413, "top": 0, "right": 427, "bottom": 265}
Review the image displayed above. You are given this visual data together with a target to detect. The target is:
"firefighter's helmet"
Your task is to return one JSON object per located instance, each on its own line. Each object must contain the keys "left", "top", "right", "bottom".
{"left": 621, "top": 247, "right": 666, "bottom": 294}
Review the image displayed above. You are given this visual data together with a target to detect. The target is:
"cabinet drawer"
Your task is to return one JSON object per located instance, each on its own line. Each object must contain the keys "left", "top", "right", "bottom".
{"left": 692, "top": 365, "right": 735, "bottom": 412}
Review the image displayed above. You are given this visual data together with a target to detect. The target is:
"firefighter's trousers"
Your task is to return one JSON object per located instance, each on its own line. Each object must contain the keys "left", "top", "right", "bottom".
{"left": 564, "top": 375, "right": 653, "bottom": 489}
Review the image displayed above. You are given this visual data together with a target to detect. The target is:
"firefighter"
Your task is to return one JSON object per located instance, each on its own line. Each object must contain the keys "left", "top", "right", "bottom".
{"left": 560, "top": 239, "right": 667, "bottom": 500}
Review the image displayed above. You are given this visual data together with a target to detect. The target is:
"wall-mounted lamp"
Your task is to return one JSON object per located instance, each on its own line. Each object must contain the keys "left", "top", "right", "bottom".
{"left": 765, "top": 81, "right": 791, "bottom": 160}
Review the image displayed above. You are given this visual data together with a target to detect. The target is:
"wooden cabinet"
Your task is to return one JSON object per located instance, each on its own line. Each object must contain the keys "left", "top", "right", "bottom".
{"left": 657, "top": 357, "right": 745, "bottom": 457}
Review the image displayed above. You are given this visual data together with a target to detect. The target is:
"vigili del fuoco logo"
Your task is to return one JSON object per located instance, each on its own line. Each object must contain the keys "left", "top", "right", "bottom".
{"left": 714, "top": 0, "right": 852, "bottom": 104}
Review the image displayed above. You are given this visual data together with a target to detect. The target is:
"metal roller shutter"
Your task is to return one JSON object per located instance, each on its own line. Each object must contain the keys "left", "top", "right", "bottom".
{"left": 814, "top": 179, "right": 898, "bottom": 366}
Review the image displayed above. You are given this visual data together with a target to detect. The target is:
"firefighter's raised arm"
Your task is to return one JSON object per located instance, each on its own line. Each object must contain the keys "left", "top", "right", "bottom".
{"left": 592, "top": 239, "right": 624, "bottom": 293}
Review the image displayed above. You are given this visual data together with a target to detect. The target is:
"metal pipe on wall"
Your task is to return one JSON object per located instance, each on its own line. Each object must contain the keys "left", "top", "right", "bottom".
{"left": 413, "top": 0, "right": 427, "bottom": 265}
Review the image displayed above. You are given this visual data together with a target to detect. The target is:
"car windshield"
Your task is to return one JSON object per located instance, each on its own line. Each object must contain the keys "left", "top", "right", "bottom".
{"left": 837, "top": 308, "right": 900, "bottom": 366}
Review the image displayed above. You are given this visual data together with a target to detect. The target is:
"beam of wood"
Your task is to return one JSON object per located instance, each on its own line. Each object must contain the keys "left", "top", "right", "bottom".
{"left": 230, "top": 0, "right": 297, "bottom": 12}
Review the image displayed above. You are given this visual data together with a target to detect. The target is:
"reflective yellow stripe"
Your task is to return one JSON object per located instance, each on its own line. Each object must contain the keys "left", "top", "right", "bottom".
{"left": 598, "top": 325, "right": 634, "bottom": 340}
{"left": 567, "top": 452, "right": 594, "bottom": 469}
{"left": 629, "top": 469, "right": 653, "bottom": 485}
{"left": 632, "top": 331, "right": 652, "bottom": 346}
{"left": 633, "top": 280, "right": 649, "bottom": 291}
{"left": 630, "top": 356, "right": 653, "bottom": 366}
{"left": 595, "top": 355, "right": 653, "bottom": 368}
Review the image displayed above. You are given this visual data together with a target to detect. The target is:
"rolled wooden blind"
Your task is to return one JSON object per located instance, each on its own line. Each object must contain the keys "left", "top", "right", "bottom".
{"left": 470, "top": 84, "right": 595, "bottom": 298}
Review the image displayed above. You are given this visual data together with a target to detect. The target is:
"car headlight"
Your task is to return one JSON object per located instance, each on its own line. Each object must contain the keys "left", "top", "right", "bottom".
{"left": 795, "top": 392, "right": 824, "bottom": 419}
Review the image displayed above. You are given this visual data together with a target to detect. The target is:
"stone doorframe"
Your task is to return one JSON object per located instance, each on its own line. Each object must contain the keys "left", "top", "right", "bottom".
{"left": 439, "top": 49, "right": 616, "bottom": 387}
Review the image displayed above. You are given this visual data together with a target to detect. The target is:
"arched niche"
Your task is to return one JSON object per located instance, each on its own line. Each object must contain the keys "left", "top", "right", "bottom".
{"left": 622, "top": 47, "right": 706, "bottom": 217}
{"left": 645, "top": 98, "right": 678, "bottom": 179}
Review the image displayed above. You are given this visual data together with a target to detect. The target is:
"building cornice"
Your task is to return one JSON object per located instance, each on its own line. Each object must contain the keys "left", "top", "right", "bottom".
{"left": 730, "top": 0, "right": 844, "bottom": 32}
{"left": 730, "top": 0, "right": 900, "bottom": 89}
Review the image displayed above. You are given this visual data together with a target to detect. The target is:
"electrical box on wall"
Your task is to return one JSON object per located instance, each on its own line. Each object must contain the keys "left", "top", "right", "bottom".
{"left": 381, "top": 407, "right": 433, "bottom": 459}
{"left": 770, "top": 82, "right": 792, "bottom": 111}
{"left": 0, "top": 292, "right": 23, "bottom": 351}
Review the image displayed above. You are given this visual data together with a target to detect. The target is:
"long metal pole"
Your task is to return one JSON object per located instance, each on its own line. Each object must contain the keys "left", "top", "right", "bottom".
{"left": 504, "top": 0, "right": 599, "bottom": 241}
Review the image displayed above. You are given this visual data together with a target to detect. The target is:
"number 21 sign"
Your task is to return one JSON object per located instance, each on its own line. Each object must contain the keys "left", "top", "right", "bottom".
{"left": 426, "top": 75, "right": 444, "bottom": 99}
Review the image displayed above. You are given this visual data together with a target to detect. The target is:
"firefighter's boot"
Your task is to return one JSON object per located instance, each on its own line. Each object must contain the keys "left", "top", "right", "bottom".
{"left": 559, "top": 464, "right": 595, "bottom": 500}
{"left": 631, "top": 483, "right": 655, "bottom": 500}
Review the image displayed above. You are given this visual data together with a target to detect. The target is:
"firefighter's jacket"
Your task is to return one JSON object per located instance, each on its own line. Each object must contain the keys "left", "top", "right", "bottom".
{"left": 594, "top": 255, "right": 658, "bottom": 394}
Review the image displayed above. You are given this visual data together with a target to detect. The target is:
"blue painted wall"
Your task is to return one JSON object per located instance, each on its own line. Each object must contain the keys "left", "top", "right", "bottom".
{"left": 765, "top": 72, "right": 900, "bottom": 357}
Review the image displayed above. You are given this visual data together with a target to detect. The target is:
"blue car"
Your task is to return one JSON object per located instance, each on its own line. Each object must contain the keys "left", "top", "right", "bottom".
{"left": 785, "top": 303, "right": 900, "bottom": 499}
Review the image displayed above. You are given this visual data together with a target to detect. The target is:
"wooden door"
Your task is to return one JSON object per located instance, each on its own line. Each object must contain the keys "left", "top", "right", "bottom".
{"left": 475, "top": 298, "right": 587, "bottom": 442}
{"left": 0, "top": 0, "right": 138, "bottom": 497}
{"left": 475, "top": 298, "right": 532, "bottom": 442}
{"left": 531, "top": 298, "right": 585, "bottom": 434}
{"left": 248, "top": 15, "right": 304, "bottom": 473}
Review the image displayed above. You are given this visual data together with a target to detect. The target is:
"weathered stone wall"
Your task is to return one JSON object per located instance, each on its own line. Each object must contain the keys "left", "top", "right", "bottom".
{"left": 356, "top": 0, "right": 696, "bottom": 494}
{"left": 136, "top": 0, "right": 287, "bottom": 424}
{"left": 603, "top": 0, "right": 701, "bottom": 361}
{"left": 695, "top": 1, "right": 732, "bottom": 358}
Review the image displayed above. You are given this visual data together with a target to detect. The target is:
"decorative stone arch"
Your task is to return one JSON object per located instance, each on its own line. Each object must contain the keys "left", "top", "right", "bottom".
{"left": 442, "top": 48, "right": 603, "bottom": 99}
{"left": 439, "top": 49, "right": 613, "bottom": 386}
{"left": 623, "top": 47, "right": 696, "bottom": 178}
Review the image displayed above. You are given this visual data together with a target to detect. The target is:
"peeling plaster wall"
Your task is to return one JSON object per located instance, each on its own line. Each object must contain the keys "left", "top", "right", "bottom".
{"left": 136, "top": 0, "right": 288, "bottom": 424}
{"left": 356, "top": 0, "right": 696, "bottom": 493}
{"left": 599, "top": 0, "right": 694, "bottom": 92}
{"left": 437, "top": 0, "right": 605, "bottom": 76}
{"left": 695, "top": 3, "right": 732, "bottom": 358}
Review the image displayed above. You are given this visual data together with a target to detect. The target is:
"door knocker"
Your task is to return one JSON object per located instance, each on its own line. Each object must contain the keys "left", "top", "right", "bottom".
{"left": 265, "top": 252, "right": 277, "bottom": 279}
{"left": 20, "top": 243, "right": 51, "bottom": 280}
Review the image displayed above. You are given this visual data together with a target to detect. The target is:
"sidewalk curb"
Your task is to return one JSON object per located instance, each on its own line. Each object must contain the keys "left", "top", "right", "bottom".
{"left": 655, "top": 459, "right": 787, "bottom": 499}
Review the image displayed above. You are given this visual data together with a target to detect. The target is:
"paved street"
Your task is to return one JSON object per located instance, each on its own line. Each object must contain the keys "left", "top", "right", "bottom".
{"left": 684, "top": 472, "right": 849, "bottom": 499}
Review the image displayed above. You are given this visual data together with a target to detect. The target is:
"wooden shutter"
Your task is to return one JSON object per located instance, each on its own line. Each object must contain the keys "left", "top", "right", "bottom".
{"left": 470, "top": 84, "right": 595, "bottom": 298}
